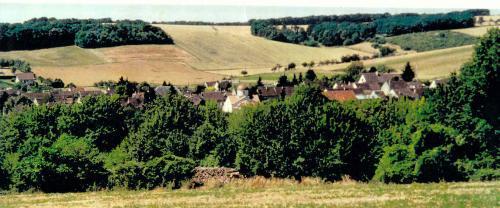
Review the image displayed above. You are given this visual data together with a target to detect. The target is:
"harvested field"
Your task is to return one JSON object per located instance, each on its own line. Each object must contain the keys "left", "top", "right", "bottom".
{"left": 0, "top": 178, "right": 497, "bottom": 208}
{"left": 217, "top": 45, "right": 474, "bottom": 81}
{"left": 0, "top": 25, "right": 490, "bottom": 85}
{"left": 453, "top": 26, "right": 499, "bottom": 37}
{"left": 158, "top": 25, "right": 371, "bottom": 71}
{"left": 0, "top": 45, "right": 224, "bottom": 86}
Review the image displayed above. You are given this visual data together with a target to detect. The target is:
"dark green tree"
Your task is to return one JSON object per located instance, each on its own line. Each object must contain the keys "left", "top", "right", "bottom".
{"left": 401, "top": 62, "right": 415, "bottom": 82}
{"left": 305, "top": 69, "right": 317, "bottom": 82}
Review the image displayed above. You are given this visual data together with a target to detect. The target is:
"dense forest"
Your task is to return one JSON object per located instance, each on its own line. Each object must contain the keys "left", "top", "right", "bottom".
{"left": 0, "top": 18, "right": 173, "bottom": 51}
{"left": 250, "top": 9, "right": 489, "bottom": 46}
{"left": 0, "top": 28, "right": 497, "bottom": 193}
{"left": 75, "top": 21, "right": 173, "bottom": 48}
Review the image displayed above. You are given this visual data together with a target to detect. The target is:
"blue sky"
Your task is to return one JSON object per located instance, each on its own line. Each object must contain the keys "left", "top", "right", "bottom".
{"left": 1, "top": 0, "right": 499, "bottom": 9}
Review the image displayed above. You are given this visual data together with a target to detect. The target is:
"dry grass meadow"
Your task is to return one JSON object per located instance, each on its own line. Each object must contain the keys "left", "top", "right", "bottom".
{"left": 156, "top": 25, "right": 371, "bottom": 71}
{"left": 0, "top": 25, "right": 496, "bottom": 85}
{"left": 453, "top": 26, "right": 500, "bottom": 37}
{"left": 232, "top": 45, "right": 475, "bottom": 82}
{"left": 0, "top": 177, "right": 497, "bottom": 208}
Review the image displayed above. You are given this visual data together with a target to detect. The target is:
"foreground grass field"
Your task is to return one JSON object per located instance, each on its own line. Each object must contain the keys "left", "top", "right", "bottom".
{"left": 0, "top": 178, "right": 497, "bottom": 208}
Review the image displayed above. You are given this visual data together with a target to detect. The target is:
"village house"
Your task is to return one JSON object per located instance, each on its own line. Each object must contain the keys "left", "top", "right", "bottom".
{"left": 256, "top": 86, "right": 294, "bottom": 101}
{"left": 429, "top": 79, "right": 446, "bottom": 89}
{"left": 353, "top": 88, "right": 384, "bottom": 100}
{"left": 201, "top": 91, "right": 227, "bottom": 107}
{"left": 186, "top": 93, "right": 203, "bottom": 106}
{"left": 204, "top": 81, "right": 220, "bottom": 91}
{"left": 381, "top": 80, "right": 424, "bottom": 99}
{"left": 155, "top": 85, "right": 179, "bottom": 96}
{"left": 332, "top": 82, "right": 357, "bottom": 90}
{"left": 22, "top": 92, "right": 52, "bottom": 106}
{"left": 357, "top": 72, "right": 400, "bottom": 85}
{"left": 126, "top": 92, "right": 145, "bottom": 108}
{"left": 15, "top": 72, "right": 36, "bottom": 85}
{"left": 222, "top": 84, "right": 260, "bottom": 113}
{"left": 52, "top": 91, "right": 76, "bottom": 104}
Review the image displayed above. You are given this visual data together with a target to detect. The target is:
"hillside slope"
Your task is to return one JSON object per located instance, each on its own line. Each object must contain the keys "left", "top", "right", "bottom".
{"left": 157, "top": 25, "right": 371, "bottom": 71}
{"left": 0, "top": 45, "right": 223, "bottom": 86}
{"left": 0, "top": 25, "right": 494, "bottom": 85}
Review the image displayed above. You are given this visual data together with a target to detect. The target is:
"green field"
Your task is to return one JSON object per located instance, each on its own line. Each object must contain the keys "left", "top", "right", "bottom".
{"left": 0, "top": 178, "right": 497, "bottom": 208}
{"left": 387, "top": 30, "right": 478, "bottom": 52}
{"left": 0, "top": 79, "right": 15, "bottom": 88}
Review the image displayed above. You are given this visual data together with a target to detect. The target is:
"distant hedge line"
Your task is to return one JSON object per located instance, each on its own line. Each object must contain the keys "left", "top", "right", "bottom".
{"left": 250, "top": 9, "right": 489, "bottom": 47}
{"left": 0, "top": 59, "right": 31, "bottom": 72}
{"left": 0, "top": 18, "right": 173, "bottom": 51}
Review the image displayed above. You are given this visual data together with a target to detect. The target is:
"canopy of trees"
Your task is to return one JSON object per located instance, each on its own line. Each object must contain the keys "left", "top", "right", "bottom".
{"left": 0, "top": 28, "right": 497, "bottom": 193}
{"left": 250, "top": 10, "right": 488, "bottom": 46}
{"left": 75, "top": 21, "right": 173, "bottom": 48}
{"left": 0, "top": 18, "right": 173, "bottom": 51}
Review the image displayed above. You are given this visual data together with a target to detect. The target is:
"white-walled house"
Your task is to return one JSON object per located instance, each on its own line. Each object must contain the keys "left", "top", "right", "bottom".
{"left": 222, "top": 84, "right": 259, "bottom": 113}
{"left": 15, "top": 72, "right": 36, "bottom": 85}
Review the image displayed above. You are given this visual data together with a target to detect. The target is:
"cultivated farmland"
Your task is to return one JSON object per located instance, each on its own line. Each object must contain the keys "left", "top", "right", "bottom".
{"left": 0, "top": 45, "right": 223, "bottom": 86}
{"left": 0, "top": 25, "right": 495, "bottom": 85}
{"left": 156, "top": 24, "right": 371, "bottom": 71}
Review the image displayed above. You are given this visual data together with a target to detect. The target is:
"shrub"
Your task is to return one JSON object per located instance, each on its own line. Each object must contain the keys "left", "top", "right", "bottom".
{"left": 39, "top": 134, "right": 108, "bottom": 192}
{"left": 373, "top": 145, "right": 416, "bottom": 183}
{"left": 142, "top": 155, "right": 196, "bottom": 189}
{"left": 379, "top": 46, "right": 395, "bottom": 57}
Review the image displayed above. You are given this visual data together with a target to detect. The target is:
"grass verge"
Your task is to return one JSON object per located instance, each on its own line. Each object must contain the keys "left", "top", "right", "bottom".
{"left": 0, "top": 177, "right": 497, "bottom": 208}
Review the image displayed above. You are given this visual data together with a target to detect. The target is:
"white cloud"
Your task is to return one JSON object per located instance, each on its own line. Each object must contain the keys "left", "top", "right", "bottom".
{"left": 1, "top": 0, "right": 499, "bottom": 9}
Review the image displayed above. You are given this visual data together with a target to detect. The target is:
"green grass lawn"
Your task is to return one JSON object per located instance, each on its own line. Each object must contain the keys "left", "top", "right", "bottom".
{"left": 387, "top": 30, "right": 478, "bottom": 52}
{"left": 0, "top": 79, "right": 15, "bottom": 89}
{"left": 0, "top": 178, "right": 497, "bottom": 208}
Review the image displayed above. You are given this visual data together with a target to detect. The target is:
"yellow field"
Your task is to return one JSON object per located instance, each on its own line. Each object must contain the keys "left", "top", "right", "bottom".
{"left": 0, "top": 25, "right": 491, "bottom": 85}
{"left": 157, "top": 24, "right": 371, "bottom": 71}
{"left": 0, "top": 178, "right": 497, "bottom": 208}
{"left": 211, "top": 45, "right": 474, "bottom": 80}
{"left": 0, "top": 45, "right": 223, "bottom": 86}
{"left": 0, "top": 25, "right": 370, "bottom": 86}
{"left": 453, "top": 26, "right": 499, "bottom": 37}
{"left": 474, "top": 16, "right": 500, "bottom": 27}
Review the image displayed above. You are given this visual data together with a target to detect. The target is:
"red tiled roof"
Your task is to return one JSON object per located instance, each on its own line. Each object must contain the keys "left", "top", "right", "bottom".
{"left": 323, "top": 90, "right": 357, "bottom": 102}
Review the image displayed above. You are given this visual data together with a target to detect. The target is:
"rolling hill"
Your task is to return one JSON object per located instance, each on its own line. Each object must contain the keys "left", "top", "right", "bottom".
{"left": 0, "top": 25, "right": 496, "bottom": 86}
{"left": 156, "top": 25, "right": 371, "bottom": 71}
